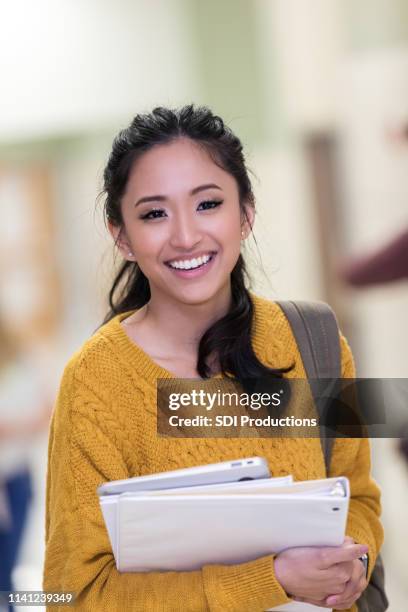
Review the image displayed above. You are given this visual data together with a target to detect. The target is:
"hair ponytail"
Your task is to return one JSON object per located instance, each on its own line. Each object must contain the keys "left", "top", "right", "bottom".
{"left": 104, "top": 261, "right": 150, "bottom": 322}
{"left": 197, "top": 255, "right": 292, "bottom": 386}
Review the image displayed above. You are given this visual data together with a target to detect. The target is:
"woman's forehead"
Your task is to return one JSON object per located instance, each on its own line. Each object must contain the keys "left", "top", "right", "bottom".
{"left": 125, "top": 138, "right": 236, "bottom": 198}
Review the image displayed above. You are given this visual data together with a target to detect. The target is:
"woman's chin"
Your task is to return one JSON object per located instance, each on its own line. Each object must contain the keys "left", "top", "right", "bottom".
{"left": 167, "top": 283, "right": 229, "bottom": 307}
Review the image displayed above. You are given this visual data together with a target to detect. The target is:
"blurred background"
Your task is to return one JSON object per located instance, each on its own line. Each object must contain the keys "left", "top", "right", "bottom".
{"left": 0, "top": 0, "right": 407, "bottom": 609}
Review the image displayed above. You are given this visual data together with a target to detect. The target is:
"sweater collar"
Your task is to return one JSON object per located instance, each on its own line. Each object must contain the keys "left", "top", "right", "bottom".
{"left": 100, "top": 292, "right": 288, "bottom": 385}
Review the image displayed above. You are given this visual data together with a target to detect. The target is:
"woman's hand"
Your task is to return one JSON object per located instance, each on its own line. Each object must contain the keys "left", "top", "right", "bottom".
{"left": 274, "top": 538, "right": 368, "bottom": 607}
{"left": 324, "top": 555, "right": 368, "bottom": 609}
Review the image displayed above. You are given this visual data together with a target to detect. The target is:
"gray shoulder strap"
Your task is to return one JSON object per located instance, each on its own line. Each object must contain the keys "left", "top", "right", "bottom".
{"left": 275, "top": 301, "right": 341, "bottom": 378}
{"left": 276, "top": 301, "right": 389, "bottom": 611}
{"left": 275, "top": 300, "right": 341, "bottom": 473}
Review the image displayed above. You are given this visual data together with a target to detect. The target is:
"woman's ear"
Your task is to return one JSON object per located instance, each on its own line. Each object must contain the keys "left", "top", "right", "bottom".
{"left": 241, "top": 203, "right": 255, "bottom": 240}
{"left": 108, "top": 221, "right": 136, "bottom": 261}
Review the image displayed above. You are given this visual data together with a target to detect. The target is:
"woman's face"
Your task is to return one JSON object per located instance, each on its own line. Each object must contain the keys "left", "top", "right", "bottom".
{"left": 111, "top": 138, "right": 254, "bottom": 307}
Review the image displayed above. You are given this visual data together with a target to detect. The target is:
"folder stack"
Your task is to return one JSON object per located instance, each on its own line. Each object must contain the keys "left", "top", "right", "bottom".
{"left": 99, "top": 474, "right": 349, "bottom": 612}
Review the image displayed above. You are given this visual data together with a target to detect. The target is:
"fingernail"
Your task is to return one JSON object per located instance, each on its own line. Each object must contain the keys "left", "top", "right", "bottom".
{"left": 327, "top": 596, "right": 338, "bottom": 606}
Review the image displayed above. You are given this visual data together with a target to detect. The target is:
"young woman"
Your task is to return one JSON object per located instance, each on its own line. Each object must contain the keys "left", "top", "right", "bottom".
{"left": 44, "top": 105, "right": 383, "bottom": 611}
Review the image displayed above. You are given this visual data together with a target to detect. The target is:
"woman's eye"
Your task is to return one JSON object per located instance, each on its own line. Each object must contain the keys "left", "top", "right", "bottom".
{"left": 140, "top": 200, "right": 223, "bottom": 220}
{"left": 140, "top": 209, "right": 166, "bottom": 220}
{"left": 197, "top": 200, "right": 223, "bottom": 211}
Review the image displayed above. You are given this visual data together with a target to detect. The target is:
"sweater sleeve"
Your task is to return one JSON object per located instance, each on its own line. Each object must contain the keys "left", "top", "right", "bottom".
{"left": 329, "top": 334, "right": 384, "bottom": 581}
{"left": 43, "top": 358, "right": 292, "bottom": 612}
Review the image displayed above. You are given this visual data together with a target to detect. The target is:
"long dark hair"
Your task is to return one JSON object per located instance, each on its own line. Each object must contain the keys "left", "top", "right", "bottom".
{"left": 102, "top": 104, "right": 292, "bottom": 386}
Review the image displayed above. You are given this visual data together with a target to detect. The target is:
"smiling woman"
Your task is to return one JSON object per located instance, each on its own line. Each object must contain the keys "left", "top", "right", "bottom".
{"left": 43, "top": 106, "right": 384, "bottom": 612}
{"left": 101, "top": 106, "right": 292, "bottom": 384}
{"left": 109, "top": 138, "right": 245, "bottom": 314}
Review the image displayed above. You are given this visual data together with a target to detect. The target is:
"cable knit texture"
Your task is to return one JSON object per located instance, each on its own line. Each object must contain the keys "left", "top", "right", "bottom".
{"left": 43, "top": 293, "right": 383, "bottom": 611}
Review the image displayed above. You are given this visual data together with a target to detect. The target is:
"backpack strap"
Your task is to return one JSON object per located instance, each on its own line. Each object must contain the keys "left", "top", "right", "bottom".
{"left": 276, "top": 301, "right": 389, "bottom": 611}
{"left": 275, "top": 300, "right": 341, "bottom": 474}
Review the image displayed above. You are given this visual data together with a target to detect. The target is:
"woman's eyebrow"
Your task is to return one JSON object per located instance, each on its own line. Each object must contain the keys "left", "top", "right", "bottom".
{"left": 190, "top": 183, "right": 222, "bottom": 195}
{"left": 134, "top": 194, "right": 166, "bottom": 207}
{"left": 134, "top": 183, "right": 222, "bottom": 207}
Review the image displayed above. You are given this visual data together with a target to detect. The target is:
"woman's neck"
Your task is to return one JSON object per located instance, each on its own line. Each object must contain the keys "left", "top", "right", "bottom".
{"left": 143, "top": 286, "right": 232, "bottom": 359}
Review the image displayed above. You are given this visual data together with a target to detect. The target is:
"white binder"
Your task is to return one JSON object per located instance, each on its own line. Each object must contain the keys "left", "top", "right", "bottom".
{"left": 100, "top": 475, "right": 293, "bottom": 558}
{"left": 99, "top": 476, "right": 349, "bottom": 612}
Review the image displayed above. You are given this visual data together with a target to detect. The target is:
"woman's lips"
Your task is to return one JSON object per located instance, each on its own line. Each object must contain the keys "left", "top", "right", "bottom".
{"left": 165, "top": 253, "right": 217, "bottom": 279}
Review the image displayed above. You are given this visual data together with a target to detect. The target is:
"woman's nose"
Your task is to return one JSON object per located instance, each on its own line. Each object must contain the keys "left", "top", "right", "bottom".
{"left": 169, "top": 213, "right": 203, "bottom": 250}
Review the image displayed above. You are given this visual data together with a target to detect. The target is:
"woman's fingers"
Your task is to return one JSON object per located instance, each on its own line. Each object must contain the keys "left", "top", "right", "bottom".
{"left": 318, "top": 543, "right": 368, "bottom": 569}
{"left": 326, "top": 559, "right": 367, "bottom": 608}
{"left": 275, "top": 541, "right": 369, "bottom": 603}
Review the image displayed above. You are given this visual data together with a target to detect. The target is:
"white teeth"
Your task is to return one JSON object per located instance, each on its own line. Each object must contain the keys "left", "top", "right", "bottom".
{"left": 168, "top": 254, "right": 212, "bottom": 270}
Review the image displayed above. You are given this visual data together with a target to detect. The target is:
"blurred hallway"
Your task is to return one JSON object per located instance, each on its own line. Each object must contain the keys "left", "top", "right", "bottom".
{"left": 1, "top": 1, "right": 408, "bottom": 609}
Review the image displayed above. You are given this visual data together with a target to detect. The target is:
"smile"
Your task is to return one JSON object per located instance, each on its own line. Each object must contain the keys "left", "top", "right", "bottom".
{"left": 166, "top": 252, "right": 216, "bottom": 271}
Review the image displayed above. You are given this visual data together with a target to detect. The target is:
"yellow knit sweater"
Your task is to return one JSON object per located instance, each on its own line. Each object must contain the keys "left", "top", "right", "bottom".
{"left": 43, "top": 294, "right": 383, "bottom": 611}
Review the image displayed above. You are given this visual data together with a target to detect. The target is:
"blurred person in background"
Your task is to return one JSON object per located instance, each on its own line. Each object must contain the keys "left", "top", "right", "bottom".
{"left": 341, "top": 121, "right": 408, "bottom": 287}
{"left": 341, "top": 226, "right": 408, "bottom": 471}
{"left": 340, "top": 122, "right": 408, "bottom": 475}
{"left": 0, "top": 316, "right": 51, "bottom": 611}
{"left": 399, "top": 431, "right": 408, "bottom": 466}
{"left": 341, "top": 228, "right": 408, "bottom": 287}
